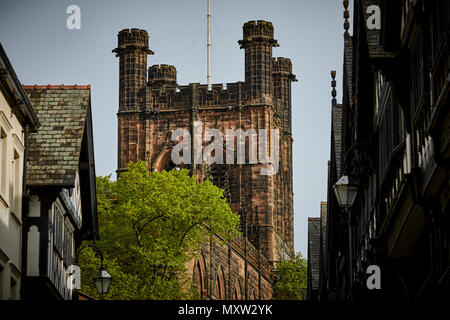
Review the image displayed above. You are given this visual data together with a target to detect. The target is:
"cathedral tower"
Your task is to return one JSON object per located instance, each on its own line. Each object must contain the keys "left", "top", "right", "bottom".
{"left": 114, "top": 20, "right": 296, "bottom": 299}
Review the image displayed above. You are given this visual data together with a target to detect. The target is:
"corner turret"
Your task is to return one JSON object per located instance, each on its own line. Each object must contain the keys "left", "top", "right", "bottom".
{"left": 148, "top": 64, "right": 177, "bottom": 88}
{"left": 113, "top": 29, "right": 154, "bottom": 112}
{"left": 239, "top": 20, "right": 278, "bottom": 102}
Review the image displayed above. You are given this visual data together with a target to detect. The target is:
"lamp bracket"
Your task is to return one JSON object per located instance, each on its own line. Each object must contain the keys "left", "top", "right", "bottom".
{"left": 343, "top": 142, "right": 375, "bottom": 185}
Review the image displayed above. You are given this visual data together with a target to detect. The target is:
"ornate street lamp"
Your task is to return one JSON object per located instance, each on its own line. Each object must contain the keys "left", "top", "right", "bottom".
{"left": 75, "top": 243, "right": 112, "bottom": 296}
{"left": 92, "top": 247, "right": 112, "bottom": 296}
{"left": 333, "top": 174, "right": 358, "bottom": 300}
{"left": 93, "top": 265, "right": 112, "bottom": 295}
{"left": 332, "top": 140, "right": 373, "bottom": 299}
{"left": 333, "top": 175, "right": 358, "bottom": 209}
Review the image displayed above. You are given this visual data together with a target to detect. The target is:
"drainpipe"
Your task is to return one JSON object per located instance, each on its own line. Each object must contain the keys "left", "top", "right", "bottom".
{"left": 20, "top": 124, "right": 30, "bottom": 299}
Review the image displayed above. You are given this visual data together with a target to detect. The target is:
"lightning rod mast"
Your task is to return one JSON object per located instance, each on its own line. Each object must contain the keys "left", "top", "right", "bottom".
{"left": 207, "top": 0, "right": 211, "bottom": 88}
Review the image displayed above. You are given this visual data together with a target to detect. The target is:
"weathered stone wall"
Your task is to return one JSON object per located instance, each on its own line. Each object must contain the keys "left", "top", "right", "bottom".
{"left": 186, "top": 235, "right": 273, "bottom": 300}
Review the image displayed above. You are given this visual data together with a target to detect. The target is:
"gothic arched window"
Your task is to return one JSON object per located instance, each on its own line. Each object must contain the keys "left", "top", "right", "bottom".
{"left": 193, "top": 257, "right": 207, "bottom": 299}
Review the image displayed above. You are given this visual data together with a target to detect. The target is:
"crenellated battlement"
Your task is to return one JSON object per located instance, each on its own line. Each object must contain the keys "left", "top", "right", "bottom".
{"left": 194, "top": 82, "right": 247, "bottom": 107}
{"left": 113, "top": 28, "right": 154, "bottom": 56}
{"left": 272, "top": 57, "right": 297, "bottom": 81}
{"left": 272, "top": 57, "right": 292, "bottom": 74}
{"left": 148, "top": 64, "right": 177, "bottom": 86}
{"left": 243, "top": 20, "right": 274, "bottom": 39}
{"left": 147, "top": 81, "right": 247, "bottom": 111}
{"left": 238, "top": 20, "right": 278, "bottom": 48}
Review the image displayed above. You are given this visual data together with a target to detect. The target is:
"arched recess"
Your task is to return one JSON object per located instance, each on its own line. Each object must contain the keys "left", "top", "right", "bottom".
{"left": 193, "top": 254, "right": 207, "bottom": 299}
{"left": 214, "top": 266, "right": 226, "bottom": 300}
{"left": 153, "top": 147, "right": 185, "bottom": 172}
{"left": 204, "top": 143, "right": 229, "bottom": 186}
{"left": 206, "top": 146, "right": 233, "bottom": 205}
{"left": 233, "top": 278, "right": 243, "bottom": 300}
{"left": 220, "top": 265, "right": 227, "bottom": 299}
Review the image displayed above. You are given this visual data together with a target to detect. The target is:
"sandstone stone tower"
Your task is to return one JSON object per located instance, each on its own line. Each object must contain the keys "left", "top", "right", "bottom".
{"left": 113, "top": 21, "right": 296, "bottom": 300}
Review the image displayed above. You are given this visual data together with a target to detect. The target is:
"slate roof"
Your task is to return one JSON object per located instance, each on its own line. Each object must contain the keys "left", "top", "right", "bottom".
{"left": 307, "top": 217, "right": 321, "bottom": 293}
{"left": 23, "top": 85, "right": 91, "bottom": 187}
{"left": 320, "top": 201, "right": 327, "bottom": 257}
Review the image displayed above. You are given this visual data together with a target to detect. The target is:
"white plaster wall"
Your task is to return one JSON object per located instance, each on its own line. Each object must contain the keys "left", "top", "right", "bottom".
{"left": 0, "top": 89, "right": 26, "bottom": 300}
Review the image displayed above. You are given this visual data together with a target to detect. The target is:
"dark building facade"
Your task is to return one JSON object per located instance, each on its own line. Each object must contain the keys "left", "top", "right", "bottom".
{"left": 307, "top": 217, "right": 321, "bottom": 300}
{"left": 317, "top": 0, "right": 450, "bottom": 300}
{"left": 21, "top": 85, "right": 98, "bottom": 300}
{"left": 113, "top": 21, "right": 296, "bottom": 299}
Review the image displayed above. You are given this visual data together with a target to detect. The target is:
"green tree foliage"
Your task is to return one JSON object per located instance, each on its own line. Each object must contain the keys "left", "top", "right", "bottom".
{"left": 272, "top": 253, "right": 307, "bottom": 300}
{"left": 78, "top": 161, "right": 241, "bottom": 299}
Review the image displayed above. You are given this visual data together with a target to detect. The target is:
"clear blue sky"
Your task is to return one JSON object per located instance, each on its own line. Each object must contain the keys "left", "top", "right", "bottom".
{"left": 0, "top": 0, "right": 351, "bottom": 256}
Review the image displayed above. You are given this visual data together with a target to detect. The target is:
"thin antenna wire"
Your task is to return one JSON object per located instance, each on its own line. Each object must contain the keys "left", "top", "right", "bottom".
{"left": 207, "top": 0, "right": 211, "bottom": 88}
